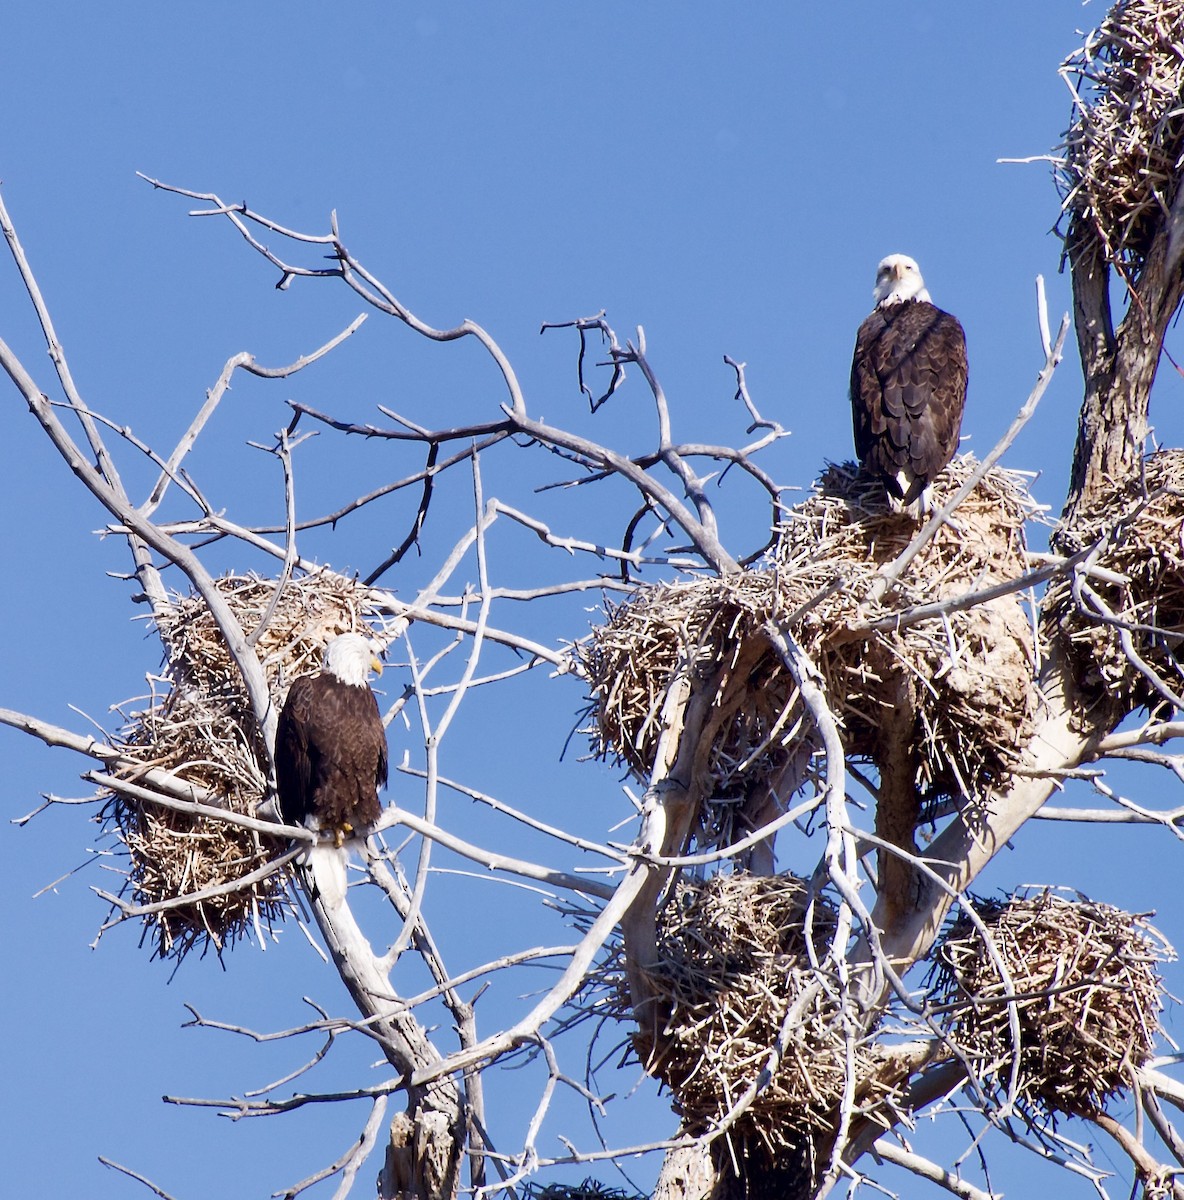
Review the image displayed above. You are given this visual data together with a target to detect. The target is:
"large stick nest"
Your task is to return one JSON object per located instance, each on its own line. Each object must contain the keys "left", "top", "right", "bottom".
{"left": 1044, "top": 448, "right": 1184, "bottom": 716}
{"left": 104, "top": 569, "right": 387, "bottom": 961}
{"left": 930, "top": 889, "right": 1173, "bottom": 1119}
{"left": 583, "top": 458, "right": 1040, "bottom": 836}
{"left": 637, "top": 873, "right": 879, "bottom": 1156}
{"left": 1057, "top": 0, "right": 1184, "bottom": 271}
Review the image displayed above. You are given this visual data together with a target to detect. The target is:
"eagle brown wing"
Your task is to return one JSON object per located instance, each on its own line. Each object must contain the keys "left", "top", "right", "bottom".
{"left": 850, "top": 299, "right": 967, "bottom": 504}
{"left": 276, "top": 673, "right": 388, "bottom": 835}
{"left": 276, "top": 675, "right": 317, "bottom": 827}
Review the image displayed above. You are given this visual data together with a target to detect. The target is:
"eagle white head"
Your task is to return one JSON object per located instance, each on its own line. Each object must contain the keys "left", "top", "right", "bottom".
{"left": 873, "top": 254, "right": 932, "bottom": 306}
{"left": 323, "top": 633, "right": 384, "bottom": 687}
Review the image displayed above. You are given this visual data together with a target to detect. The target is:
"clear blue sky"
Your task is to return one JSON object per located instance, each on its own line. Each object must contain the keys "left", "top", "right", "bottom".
{"left": 4, "top": 3, "right": 1181, "bottom": 1198}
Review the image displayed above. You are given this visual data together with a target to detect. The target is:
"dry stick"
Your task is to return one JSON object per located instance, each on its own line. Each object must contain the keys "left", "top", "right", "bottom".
{"left": 1076, "top": 577, "right": 1184, "bottom": 710}
{"left": 113, "top": 506, "right": 565, "bottom": 668}
{"left": 1091, "top": 1111, "right": 1184, "bottom": 1200}
{"left": 373, "top": 804, "right": 614, "bottom": 901}
{"left": 382, "top": 598, "right": 564, "bottom": 668}
{"left": 539, "top": 311, "right": 627, "bottom": 412}
{"left": 0, "top": 344, "right": 278, "bottom": 751}
{"left": 392, "top": 458, "right": 496, "bottom": 965}
{"left": 848, "top": 548, "right": 1096, "bottom": 641}
{"left": 488, "top": 499, "right": 703, "bottom": 571}
{"left": 1142, "top": 1091, "right": 1184, "bottom": 1172}
{"left": 170, "top": 422, "right": 503, "bottom": 536}
{"left": 849, "top": 826, "right": 1024, "bottom": 1091}
{"left": 1033, "top": 802, "right": 1184, "bottom": 826}
{"left": 874, "top": 288, "right": 1069, "bottom": 599}
{"left": 93, "top": 845, "right": 303, "bottom": 931}
{"left": 0, "top": 193, "right": 170, "bottom": 620}
{"left": 291, "top": 852, "right": 464, "bottom": 1174}
{"left": 723, "top": 353, "right": 783, "bottom": 434}
{"left": 366, "top": 440, "right": 441, "bottom": 584}
{"left": 279, "top": 1096, "right": 382, "bottom": 1198}
{"left": 86, "top": 771, "right": 312, "bottom": 841}
{"left": 629, "top": 325, "right": 721, "bottom": 550}
{"left": 492, "top": 1037, "right": 611, "bottom": 1199}
{"left": 511, "top": 408, "right": 739, "bottom": 575}
{"left": 330, "top": 1095, "right": 390, "bottom": 1200}
{"left": 761, "top": 621, "right": 864, "bottom": 1193}
{"left": 630, "top": 790, "right": 825, "bottom": 870}
{"left": 403, "top": 578, "right": 635, "bottom": 608}
{"left": 142, "top": 316, "right": 366, "bottom": 516}
{"left": 366, "top": 855, "right": 495, "bottom": 1192}
{"left": 1099, "top": 719, "right": 1184, "bottom": 752}
{"left": 247, "top": 426, "right": 303, "bottom": 647}
{"left": 232, "top": 1009, "right": 336, "bottom": 1099}
{"left": 97, "top": 1158, "right": 184, "bottom": 1200}
{"left": 0, "top": 190, "right": 126, "bottom": 496}
{"left": 77, "top": 405, "right": 208, "bottom": 512}
{"left": 398, "top": 765, "right": 627, "bottom": 863}
{"left": 148, "top": 179, "right": 743, "bottom": 575}
{"left": 0, "top": 707, "right": 213, "bottom": 802}
{"left": 536, "top": 435, "right": 783, "bottom": 516}
{"left": 869, "top": 1139, "right": 1000, "bottom": 1200}
{"left": 165, "top": 1078, "right": 405, "bottom": 1117}
{"left": 190, "top": 942, "right": 575, "bottom": 1042}
{"left": 1141, "top": 1065, "right": 1184, "bottom": 1117}
{"left": 406, "top": 772, "right": 691, "bottom": 1090}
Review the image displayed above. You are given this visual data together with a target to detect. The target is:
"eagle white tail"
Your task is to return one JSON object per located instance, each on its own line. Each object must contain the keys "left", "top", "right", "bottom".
{"left": 306, "top": 840, "right": 349, "bottom": 910}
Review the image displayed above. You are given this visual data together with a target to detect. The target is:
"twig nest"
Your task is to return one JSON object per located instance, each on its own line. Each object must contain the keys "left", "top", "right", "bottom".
{"left": 104, "top": 569, "right": 385, "bottom": 960}
{"left": 524, "top": 1183, "right": 645, "bottom": 1200}
{"left": 779, "top": 460, "right": 1039, "bottom": 808}
{"left": 930, "top": 889, "right": 1172, "bottom": 1117}
{"left": 1057, "top": 0, "right": 1184, "bottom": 269}
{"left": 582, "top": 569, "right": 785, "bottom": 801}
{"left": 638, "top": 873, "right": 875, "bottom": 1155}
{"left": 584, "top": 458, "right": 1040, "bottom": 829}
{"left": 1045, "top": 449, "right": 1184, "bottom": 716}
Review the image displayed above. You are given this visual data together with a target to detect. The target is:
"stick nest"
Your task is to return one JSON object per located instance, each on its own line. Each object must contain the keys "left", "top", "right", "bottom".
{"left": 524, "top": 1182, "right": 646, "bottom": 1200}
{"left": 638, "top": 873, "right": 878, "bottom": 1154}
{"left": 1044, "top": 449, "right": 1184, "bottom": 716}
{"left": 583, "top": 458, "right": 1040, "bottom": 835}
{"left": 104, "top": 569, "right": 385, "bottom": 961}
{"left": 1057, "top": 0, "right": 1184, "bottom": 270}
{"left": 930, "top": 888, "right": 1173, "bottom": 1118}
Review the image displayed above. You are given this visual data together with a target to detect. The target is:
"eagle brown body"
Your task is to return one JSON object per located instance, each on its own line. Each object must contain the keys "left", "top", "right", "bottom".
{"left": 850, "top": 257, "right": 968, "bottom": 512}
{"left": 276, "top": 636, "right": 388, "bottom": 845}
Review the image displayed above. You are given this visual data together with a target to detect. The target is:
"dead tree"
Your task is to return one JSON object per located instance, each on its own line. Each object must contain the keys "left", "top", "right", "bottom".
{"left": 3, "top": 5, "right": 1184, "bottom": 1199}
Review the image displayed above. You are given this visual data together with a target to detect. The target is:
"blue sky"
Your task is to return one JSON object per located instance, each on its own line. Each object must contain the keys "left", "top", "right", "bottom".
{"left": 4, "top": 3, "right": 1182, "bottom": 1198}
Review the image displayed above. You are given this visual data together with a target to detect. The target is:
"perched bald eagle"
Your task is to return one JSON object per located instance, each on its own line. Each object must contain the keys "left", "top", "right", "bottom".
{"left": 276, "top": 633, "right": 388, "bottom": 849}
{"left": 850, "top": 254, "right": 968, "bottom": 515}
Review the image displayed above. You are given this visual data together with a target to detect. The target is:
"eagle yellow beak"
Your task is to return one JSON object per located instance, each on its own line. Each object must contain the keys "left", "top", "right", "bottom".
{"left": 370, "top": 655, "right": 384, "bottom": 676}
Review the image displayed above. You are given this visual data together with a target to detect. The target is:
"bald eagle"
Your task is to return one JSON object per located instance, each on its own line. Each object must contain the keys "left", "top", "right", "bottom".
{"left": 276, "top": 633, "right": 388, "bottom": 849}
{"left": 850, "top": 254, "right": 968, "bottom": 515}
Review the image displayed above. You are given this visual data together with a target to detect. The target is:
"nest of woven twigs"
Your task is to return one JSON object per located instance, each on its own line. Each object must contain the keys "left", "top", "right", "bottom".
{"left": 104, "top": 569, "right": 386, "bottom": 960}
{"left": 584, "top": 458, "right": 1040, "bottom": 837}
{"left": 524, "top": 1182, "right": 645, "bottom": 1200}
{"left": 1044, "top": 449, "right": 1184, "bottom": 716}
{"left": 636, "top": 873, "right": 877, "bottom": 1156}
{"left": 1057, "top": 0, "right": 1184, "bottom": 270}
{"left": 930, "top": 889, "right": 1172, "bottom": 1118}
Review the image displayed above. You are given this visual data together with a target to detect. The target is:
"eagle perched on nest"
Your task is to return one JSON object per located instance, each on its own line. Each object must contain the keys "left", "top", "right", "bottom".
{"left": 850, "top": 254, "right": 968, "bottom": 515}
{"left": 276, "top": 633, "right": 388, "bottom": 849}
